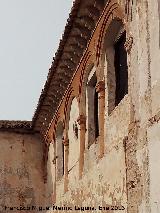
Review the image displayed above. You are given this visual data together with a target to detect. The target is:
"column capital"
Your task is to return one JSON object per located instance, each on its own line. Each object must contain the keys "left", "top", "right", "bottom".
{"left": 77, "top": 115, "right": 86, "bottom": 125}
{"left": 96, "top": 80, "right": 105, "bottom": 93}
{"left": 62, "top": 138, "right": 69, "bottom": 146}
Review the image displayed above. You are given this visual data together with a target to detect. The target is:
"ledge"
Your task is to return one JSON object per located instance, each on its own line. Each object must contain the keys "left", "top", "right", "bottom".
{"left": 0, "top": 120, "right": 34, "bottom": 134}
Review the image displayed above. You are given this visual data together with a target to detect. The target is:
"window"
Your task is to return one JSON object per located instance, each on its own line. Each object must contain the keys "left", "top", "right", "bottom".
{"left": 87, "top": 70, "right": 99, "bottom": 146}
{"left": 114, "top": 31, "right": 128, "bottom": 106}
{"left": 104, "top": 20, "right": 128, "bottom": 114}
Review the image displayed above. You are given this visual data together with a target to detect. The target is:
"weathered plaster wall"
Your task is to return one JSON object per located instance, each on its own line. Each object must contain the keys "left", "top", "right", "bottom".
{"left": 0, "top": 131, "right": 45, "bottom": 213}
{"left": 124, "top": 0, "right": 160, "bottom": 212}
{"left": 46, "top": 97, "right": 129, "bottom": 213}
{"left": 46, "top": 149, "right": 127, "bottom": 213}
{"left": 1, "top": 0, "right": 160, "bottom": 213}
{"left": 68, "top": 98, "right": 80, "bottom": 171}
{"left": 147, "top": 122, "right": 160, "bottom": 212}
{"left": 54, "top": 146, "right": 127, "bottom": 213}
{"left": 51, "top": 98, "right": 80, "bottom": 206}
{"left": 44, "top": 1, "right": 160, "bottom": 213}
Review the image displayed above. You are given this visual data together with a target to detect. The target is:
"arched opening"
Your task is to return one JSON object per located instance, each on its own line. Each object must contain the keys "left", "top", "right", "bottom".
{"left": 86, "top": 66, "right": 99, "bottom": 147}
{"left": 114, "top": 31, "right": 128, "bottom": 105}
{"left": 104, "top": 19, "right": 128, "bottom": 114}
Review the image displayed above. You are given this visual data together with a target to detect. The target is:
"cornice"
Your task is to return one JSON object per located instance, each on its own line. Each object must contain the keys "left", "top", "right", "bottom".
{"left": 32, "top": 0, "right": 105, "bottom": 135}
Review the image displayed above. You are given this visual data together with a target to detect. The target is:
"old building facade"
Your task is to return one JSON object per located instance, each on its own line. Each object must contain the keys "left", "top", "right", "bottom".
{"left": 0, "top": 0, "right": 160, "bottom": 212}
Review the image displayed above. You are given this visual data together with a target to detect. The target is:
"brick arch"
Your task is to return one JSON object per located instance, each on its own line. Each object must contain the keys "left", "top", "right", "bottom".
{"left": 78, "top": 1, "right": 127, "bottom": 117}
{"left": 95, "top": 0, "right": 126, "bottom": 66}
{"left": 78, "top": 51, "right": 92, "bottom": 97}
{"left": 94, "top": 0, "right": 130, "bottom": 116}
{"left": 45, "top": 86, "right": 79, "bottom": 145}
{"left": 53, "top": 85, "right": 80, "bottom": 136}
{"left": 64, "top": 95, "right": 80, "bottom": 136}
{"left": 79, "top": 62, "right": 95, "bottom": 116}
{"left": 45, "top": 0, "right": 128, "bottom": 149}
{"left": 48, "top": 113, "right": 61, "bottom": 144}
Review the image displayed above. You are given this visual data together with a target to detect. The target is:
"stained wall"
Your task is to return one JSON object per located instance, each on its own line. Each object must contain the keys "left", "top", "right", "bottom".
{"left": 45, "top": 0, "right": 160, "bottom": 212}
{"left": 0, "top": 131, "right": 45, "bottom": 213}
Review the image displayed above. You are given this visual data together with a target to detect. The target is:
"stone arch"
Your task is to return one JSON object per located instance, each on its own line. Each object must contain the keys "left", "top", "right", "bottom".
{"left": 95, "top": 0, "right": 127, "bottom": 64}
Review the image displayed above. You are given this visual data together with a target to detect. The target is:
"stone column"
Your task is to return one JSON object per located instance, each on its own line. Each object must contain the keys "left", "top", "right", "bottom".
{"left": 77, "top": 115, "right": 86, "bottom": 179}
{"left": 96, "top": 80, "right": 105, "bottom": 158}
{"left": 63, "top": 137, "right": 69, "bottom": 193}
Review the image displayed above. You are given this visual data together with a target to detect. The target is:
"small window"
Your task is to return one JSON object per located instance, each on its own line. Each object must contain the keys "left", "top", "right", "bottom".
{"left": 114, "top": 31, "right": 128, "bottom": 106}
{"left": 104, "top": 20, "right": 128, "bottom": 114}
{"left": 87, "top": 71, "right": 99, "bottom": 146}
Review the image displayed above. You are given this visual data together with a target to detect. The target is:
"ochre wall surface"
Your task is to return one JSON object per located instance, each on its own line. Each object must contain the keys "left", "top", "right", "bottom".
{"left": 0, "top": 132, "right": 45, "bottom": 213}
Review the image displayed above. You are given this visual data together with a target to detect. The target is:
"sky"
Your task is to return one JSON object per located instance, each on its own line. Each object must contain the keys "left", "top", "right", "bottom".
{"left": 0, "top": 0, "right": 73, "bottom": 121}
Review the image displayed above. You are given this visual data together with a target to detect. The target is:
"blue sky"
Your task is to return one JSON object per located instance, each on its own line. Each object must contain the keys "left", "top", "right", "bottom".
{"left": 0, "top": 0, "right": 73, "bottom": 120}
